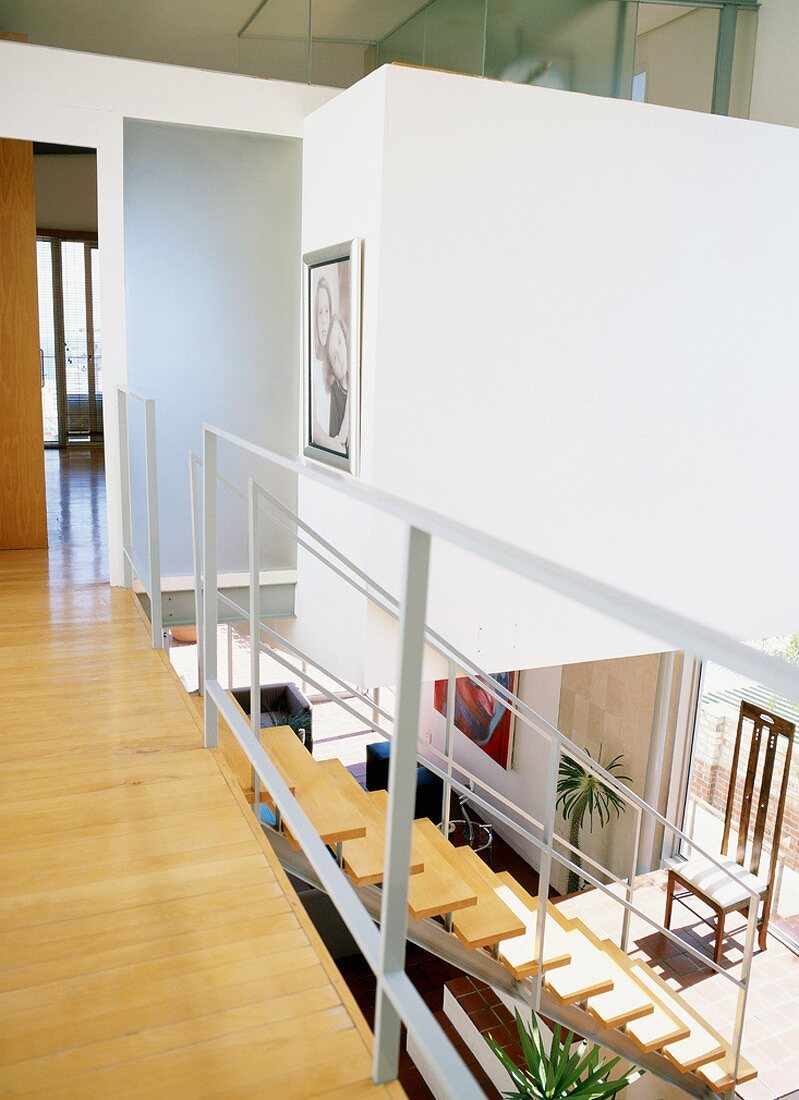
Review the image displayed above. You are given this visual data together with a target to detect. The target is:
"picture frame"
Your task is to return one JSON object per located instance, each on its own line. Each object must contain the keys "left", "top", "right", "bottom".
{"left": 433, "top": 671, "right": 519, "bottom": 770}
{"left": 302, "top": 239, "right": 362, "bottom": 475}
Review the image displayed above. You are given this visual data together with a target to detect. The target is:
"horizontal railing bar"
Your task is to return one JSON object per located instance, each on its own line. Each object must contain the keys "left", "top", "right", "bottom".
{"left": 117, "top": 385, "right": 151, "bottom": 404}
{"left": 254, "top": 622, "right": 396, "bottom": 727}
{"left": 414, "top": 752, "right": 742, "bottom": 985}
{"left": 256, "top": 635, "right": 395, "bottom": 743}
{"left": 247, "top": 473, "right": 762, "bottom": 899}
{"left": 215, "top": 588, "right": 396, "bottom": 731}
{"left": 206, "top": 676, "right": 478, "bottom": 1097}
{"left": 421, "top": 739, "right": 547, "bottom": 835}
{"left": 122, "top": 544, "right": 152, "bottom": 596}
{"left": 253, "top": 481, "right": 760, "bottom": 899}
{"left": 209, "top": 424, "right": 799, "bottom": 705}
{"left": 206, "top": 677, "right": 382, "bottom": 964}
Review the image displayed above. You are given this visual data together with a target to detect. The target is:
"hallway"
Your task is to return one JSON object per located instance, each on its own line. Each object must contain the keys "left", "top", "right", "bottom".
{"left": 44, "top": 446, "right": 107, "bottom": 586}
{"left": 0, "top": 548, "right": 399, "bottom": 1097}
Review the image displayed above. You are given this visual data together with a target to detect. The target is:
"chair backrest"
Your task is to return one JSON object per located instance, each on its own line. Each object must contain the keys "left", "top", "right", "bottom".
{"left": 721, "top": 700, "right": 795, "bottom": 889}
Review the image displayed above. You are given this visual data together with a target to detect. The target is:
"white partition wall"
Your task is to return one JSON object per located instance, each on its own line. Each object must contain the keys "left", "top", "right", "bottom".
{"left": 0, "top": 40, "right": 336, "bottom": 584}
{"left": 298, "top": 63, "right": 799, "bottom": 684}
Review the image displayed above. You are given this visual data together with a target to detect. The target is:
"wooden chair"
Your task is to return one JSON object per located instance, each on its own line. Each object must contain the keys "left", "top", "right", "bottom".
{"left": 665, "top": 700, "right": 794, "bottom": 964}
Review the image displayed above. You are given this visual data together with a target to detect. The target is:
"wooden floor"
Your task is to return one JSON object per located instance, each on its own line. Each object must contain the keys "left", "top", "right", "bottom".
{"left": 0, "top": 548, "right": 401, "bottom": 1098}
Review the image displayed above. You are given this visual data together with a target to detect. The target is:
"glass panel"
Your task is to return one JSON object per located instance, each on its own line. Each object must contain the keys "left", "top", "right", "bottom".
{"left": 36, "top": 240, "right": 59, "bottom": 444}
{"left": 310, "top": 40, "right": 375, "bottom": 89}
{"left": 377, "top": 8, "right": 426, "bottom": 67}
{"left": 485, "top": 0, "right": 636, "bottom": 97}
{"left": 60, "top": 241, "right": 90, "bottom": 441}
{"left": 423, "top": 0, "right": 486, "bottom": 76}
{"left": 633, "top": 4, "right": 719, "bottom": 113}
{"left": 90, "top": 247, "right": 103, "bottom": 436}
{"left": 685, "top": 649, "right": 799, "bottom": 951}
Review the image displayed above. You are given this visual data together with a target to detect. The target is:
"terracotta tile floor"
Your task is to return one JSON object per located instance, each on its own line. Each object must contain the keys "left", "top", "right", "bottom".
{"left": 555, "top": 870, "right": 799, "bottom": 1100}
{"left": 337, "top": 944, "right": 501, "bottom": 1100}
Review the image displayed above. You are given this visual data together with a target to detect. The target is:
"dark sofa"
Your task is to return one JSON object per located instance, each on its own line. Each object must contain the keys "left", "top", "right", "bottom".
{"left": 231, "top": 682, "right": 313, "bottom": 752}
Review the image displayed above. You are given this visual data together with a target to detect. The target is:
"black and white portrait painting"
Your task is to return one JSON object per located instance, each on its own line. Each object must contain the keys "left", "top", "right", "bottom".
{"left": 303, "top": 240, "right": 361, "bottom": 474}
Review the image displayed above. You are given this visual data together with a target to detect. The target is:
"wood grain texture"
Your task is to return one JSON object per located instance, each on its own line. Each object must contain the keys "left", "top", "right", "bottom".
{"left": 0, "top": 552, "right": 399, "bottom": 1098}
{"left": 0, "top": 138, "right": 47, "bottom": 548}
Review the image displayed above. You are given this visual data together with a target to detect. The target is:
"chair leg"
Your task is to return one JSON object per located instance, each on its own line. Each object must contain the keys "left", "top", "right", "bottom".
{"left": 714, "top": 912, "right": 725, "bottom": 965}
{"left": 664, "top": 873, "right": 675, "bottom": 929}
{"left": 758, "top": 903, "right": 770, "bottom": 952}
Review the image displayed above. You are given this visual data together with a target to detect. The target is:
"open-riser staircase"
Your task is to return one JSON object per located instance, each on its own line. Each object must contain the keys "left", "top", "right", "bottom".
{"left": 256, "top": 745, "right": 756, "bottom": 1099}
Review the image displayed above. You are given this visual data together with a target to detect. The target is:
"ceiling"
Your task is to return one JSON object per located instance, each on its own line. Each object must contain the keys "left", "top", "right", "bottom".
{"left": 0, "top": 0, "right": 694, "bottom": 82}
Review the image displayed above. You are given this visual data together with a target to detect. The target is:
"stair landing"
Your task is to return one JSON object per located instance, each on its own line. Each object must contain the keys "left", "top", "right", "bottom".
{"left": 0, "top": 551, "right": 401, "bottom": 1099}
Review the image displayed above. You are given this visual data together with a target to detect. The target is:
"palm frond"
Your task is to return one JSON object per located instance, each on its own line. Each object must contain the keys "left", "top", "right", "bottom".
{"left": 489, "top": 1009, "right": 645, "bottom": 1100}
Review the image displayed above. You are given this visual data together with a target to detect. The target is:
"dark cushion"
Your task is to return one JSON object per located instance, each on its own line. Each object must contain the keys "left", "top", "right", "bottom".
{"left": 366, "top": 740, "right": 391, "bottom": 792}
{"left": 365, "top": 741, "right": 443, "bottom": 824}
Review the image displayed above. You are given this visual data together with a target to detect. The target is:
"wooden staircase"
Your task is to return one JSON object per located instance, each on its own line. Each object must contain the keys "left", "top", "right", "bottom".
{"left": 250, "top": 724, "right": 758, "bottom": 1096}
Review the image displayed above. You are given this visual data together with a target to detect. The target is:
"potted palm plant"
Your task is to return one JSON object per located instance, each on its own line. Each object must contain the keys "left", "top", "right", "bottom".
{"left": 556, "top": 746, "right": 631, "bottom": 894}
{"left": 487, "top": 1009, "right": 644, "bottom": 1100}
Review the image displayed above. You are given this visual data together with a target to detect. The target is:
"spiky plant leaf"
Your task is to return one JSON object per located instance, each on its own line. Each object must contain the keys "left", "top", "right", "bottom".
{"left": 488, "top": 1009, "right": 644, "bottom": 1100}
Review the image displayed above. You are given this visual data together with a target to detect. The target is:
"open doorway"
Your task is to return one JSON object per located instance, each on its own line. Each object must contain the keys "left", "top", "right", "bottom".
{"left": 33, "top": 142, "right": 106, "bottom": 583}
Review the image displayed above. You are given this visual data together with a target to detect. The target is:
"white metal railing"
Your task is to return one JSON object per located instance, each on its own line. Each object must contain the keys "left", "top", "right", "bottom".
{"left": 190, "top": 423, "right": 799, "bottom": 1095}
{"left": 117, "top": 386, "right": 162, "bottom": 648}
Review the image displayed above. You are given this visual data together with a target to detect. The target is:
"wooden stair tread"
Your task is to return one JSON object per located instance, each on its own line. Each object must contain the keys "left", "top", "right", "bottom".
{"left": 261, "top": 728, "right": 367, "bottom": 845}
{"left": 696, "top": 1055, "right": 758, "bottom": 1092}
{"left": 600, "top": 940, "right": 690, "bottom": 1050}
{"left": 448, "top": 847, "right": 526, "bottom": 950}
{"left": 550, "top": 918, "right": 654, "bottom": 1028}
{"left": 317, "top": 761, "right": 424, "bottom": 885}
{"left": 627, "top": 960, "right": 756, "bottom": 1085}
{"left": 493, "top": 872, "right": 573, "bottom": 979}
{"left": 393, "top": 811, "right": 477, "bottom": 921}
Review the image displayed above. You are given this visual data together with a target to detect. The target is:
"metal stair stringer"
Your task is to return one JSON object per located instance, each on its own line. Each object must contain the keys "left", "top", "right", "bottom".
{"left": 267, "top": 830, "right": 719, "bottom": 1100}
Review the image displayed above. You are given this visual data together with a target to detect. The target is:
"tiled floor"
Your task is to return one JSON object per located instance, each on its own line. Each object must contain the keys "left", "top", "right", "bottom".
{"left": 556, "top": 870, "right": 799, "bottom": 1100}
{"left": 338, "top": 945, "right": 501, "bottom": 1100}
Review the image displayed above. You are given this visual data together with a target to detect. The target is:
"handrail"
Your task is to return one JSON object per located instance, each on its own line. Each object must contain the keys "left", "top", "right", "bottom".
{"left": 117, "top": 386, "right": 162, "bottom": 649}
{"left": 209, "top": 424, "right": 799, "bottom": 704}
{"left": 250, "top": 479, "right": 761, "bottom": 903}
{"left": 193, "top": 425, "right": 781, "bottom": 1086}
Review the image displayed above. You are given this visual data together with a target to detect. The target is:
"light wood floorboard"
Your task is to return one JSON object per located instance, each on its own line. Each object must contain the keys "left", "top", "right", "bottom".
{"left": 0, "top": 552, "right": 398, "bottom": 1098}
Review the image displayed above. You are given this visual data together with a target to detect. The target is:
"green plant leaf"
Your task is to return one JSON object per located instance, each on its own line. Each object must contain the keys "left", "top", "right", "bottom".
{"left": 489, "top": 1010, "right": 645, "bottom": 1099}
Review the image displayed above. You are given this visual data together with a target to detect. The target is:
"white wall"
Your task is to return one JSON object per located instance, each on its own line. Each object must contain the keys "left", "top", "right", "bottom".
{"left": 123, "top": 120, "right": 302, "bottom": 579}
{"left": 291, "top": 70, "right": 388, "bottom": 685}
{"left": 34, "top": 153, "right": 97, "bottom": 232}
{"left": 418, "top": 665, "right": 563, "bottom": 873}
{"left": 300, "top": 64, "right": 799, "bottom": 684}
{"left": 0, "top": 40, "right": 336, "bottom": 585}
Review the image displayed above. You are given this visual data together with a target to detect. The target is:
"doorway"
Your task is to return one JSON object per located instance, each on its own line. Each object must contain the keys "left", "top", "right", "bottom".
{"left": 33, "top": 143, "right": 107, "bottom": 582}
{"left": 37, "top": 234, "right": 103, "bottom": 446}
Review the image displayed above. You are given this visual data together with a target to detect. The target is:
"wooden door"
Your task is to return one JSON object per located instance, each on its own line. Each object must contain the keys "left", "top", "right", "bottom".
{"left": 0, "top": 136, "right": 48, "bottom": 549}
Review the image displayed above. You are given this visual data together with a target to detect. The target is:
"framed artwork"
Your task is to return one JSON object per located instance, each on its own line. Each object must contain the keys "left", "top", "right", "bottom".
{"left": 434, "top": 671, "right": 519, "bottom": 770}
{"left": 302, "top": 239, "right": 362, "bottom": 475}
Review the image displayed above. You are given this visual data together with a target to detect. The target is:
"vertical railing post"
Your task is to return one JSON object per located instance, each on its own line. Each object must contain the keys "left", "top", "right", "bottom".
{"left": 117, "top": 388, "right": 133, "bottom": 587}
{"left": 621, "top": 804, "right": 643, "bottom": 951}
{"left": 248, "top": 479, "right": 262, "bottom": 814}
{"left": 143, "top": 397, "right": 163, "bottom": 648}
{"left": 533, "top": 731, "right": 561, "bottom": 1011}
{"left": 441, "top": 660, "right": 456, "bottom": 836}
{"left": 373, "top": 525, "right": 431, "bottom": 1085}
{"left": 639, "top": 650, "right": 675, "bottom": 872}
{"left": 203, "top": 428, "right": 219, "bottom": 749}
{"left": 188, "top": 455, "right": 204, "bottom": 697}
{"left": 729, "top": 891, "right": 758, "bottom": 1084}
